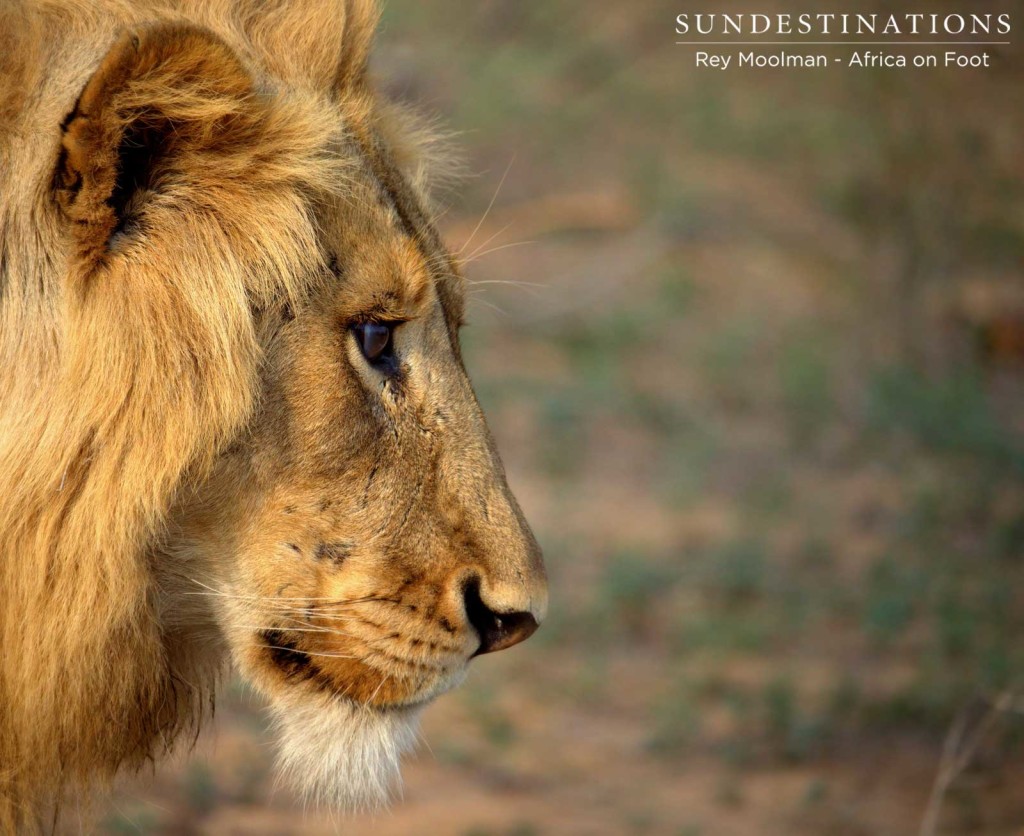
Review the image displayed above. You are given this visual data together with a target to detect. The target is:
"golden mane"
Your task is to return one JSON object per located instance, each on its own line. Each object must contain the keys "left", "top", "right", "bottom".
{"left": 0, "top": 0, "right": 374, "bottom": 826}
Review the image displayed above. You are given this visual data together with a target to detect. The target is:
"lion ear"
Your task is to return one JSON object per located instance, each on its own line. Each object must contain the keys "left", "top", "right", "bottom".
{"left": 333, "top": 0, "right": 379, "bottom": 92}
{"left": 54, "top": 24, "right": 253, "bottom": 260}
{"left": 240, "top": 0, "right": 379, "bottom": 93}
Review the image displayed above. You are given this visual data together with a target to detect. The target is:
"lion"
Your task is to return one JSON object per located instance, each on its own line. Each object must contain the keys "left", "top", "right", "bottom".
{"left": 0, "top": 1, "right": 548, "bottom": 829}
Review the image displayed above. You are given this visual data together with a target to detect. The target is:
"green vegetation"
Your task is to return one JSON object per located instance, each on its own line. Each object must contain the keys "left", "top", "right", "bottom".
{"left": 183, "top": 762, "right": 217, "bottom": 816}
{"left": 100, "top": 807, "right": 161, "bottom": 836}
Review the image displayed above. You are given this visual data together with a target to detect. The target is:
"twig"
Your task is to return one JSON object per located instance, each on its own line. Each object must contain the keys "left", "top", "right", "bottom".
{"left": 919, "top": 690, "right": 1016, "bottom": 836}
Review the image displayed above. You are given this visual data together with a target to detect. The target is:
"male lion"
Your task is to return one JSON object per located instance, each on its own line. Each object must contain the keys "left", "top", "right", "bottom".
{"left": 0, "top": 0, "right": 548, "bottom": 829}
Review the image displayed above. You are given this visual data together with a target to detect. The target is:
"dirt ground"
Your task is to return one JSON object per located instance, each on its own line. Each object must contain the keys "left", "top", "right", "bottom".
{"left": 98, "top": 2, "right": 1024, "bottom": 834}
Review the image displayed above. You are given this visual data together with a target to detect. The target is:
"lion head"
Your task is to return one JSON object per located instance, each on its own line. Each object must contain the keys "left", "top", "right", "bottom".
{"left": 0, "top": 1, "right": 547, "bottom": 827}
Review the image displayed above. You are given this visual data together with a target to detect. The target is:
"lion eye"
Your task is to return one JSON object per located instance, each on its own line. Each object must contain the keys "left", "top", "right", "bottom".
{"left": 353, "top": 322, "right": 394, "bottom": 364}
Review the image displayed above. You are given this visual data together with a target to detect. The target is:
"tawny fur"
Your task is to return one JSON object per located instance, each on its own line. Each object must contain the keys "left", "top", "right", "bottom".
{"left": 0, "top": 2, "right": 547, "bottom": 831}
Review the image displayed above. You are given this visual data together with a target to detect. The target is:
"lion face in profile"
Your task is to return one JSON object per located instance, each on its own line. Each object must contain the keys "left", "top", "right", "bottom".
{"left": 0, "top": 0, "right": 546, "bottom": 826}
{"left": 172, "top": 132, "right": 549, "bottom": 806}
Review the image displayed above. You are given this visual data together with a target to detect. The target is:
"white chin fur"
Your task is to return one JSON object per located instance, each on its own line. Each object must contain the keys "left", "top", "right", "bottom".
{"left": 269, "top": 694, "right": 422, "bottom": 812}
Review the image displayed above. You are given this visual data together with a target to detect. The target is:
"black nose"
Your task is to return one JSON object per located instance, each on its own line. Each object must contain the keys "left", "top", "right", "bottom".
{"left": 463, "top": 578, "right": 539, "bottom": 656}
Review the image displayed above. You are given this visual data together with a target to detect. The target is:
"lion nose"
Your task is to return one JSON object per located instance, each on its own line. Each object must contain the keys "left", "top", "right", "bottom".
{"left": 463, "top": 579, "right": 540, "bottom": 656}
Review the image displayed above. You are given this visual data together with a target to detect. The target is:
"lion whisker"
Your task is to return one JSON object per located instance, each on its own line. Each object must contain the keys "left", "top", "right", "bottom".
{"left": 457, "top": 221, "right": 513, "bottom": 265}
{"left": 465, "top": 278, "right": 546, "bottom": 289}
{"left": 456, "top": 155, "right": 515, "bottom": 257}
{"left": 461, "top": 239, "right": 538, "bottom": 267}
{"left": 466, "top": 296, "right": 508, "bottom": 317}
{"left": 257, "top": 645, "right": 358, "bottom": 661}
{"left": 184, "top": 580, "right": 389, "bottom": 606}
{"left": 363, "top": 671, "right": 393, "bottom": 707}
{"left": 238, "top": 624, "right": 353, "bottom": 636}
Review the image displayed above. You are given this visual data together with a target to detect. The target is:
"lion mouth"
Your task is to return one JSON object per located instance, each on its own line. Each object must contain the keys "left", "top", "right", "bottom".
{"left": 256, "top": 623, "right": 470, "bottom": 709}
{"left": 329, "top": 657, "right": 469, "bottom": 715}
{"left": 376, "top": 665, "right": 469, "bottom": 710}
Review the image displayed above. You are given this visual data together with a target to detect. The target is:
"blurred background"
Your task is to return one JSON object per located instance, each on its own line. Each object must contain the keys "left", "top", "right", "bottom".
{"left": 107, "top": 1, "right": 1024, "bottom": 833}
